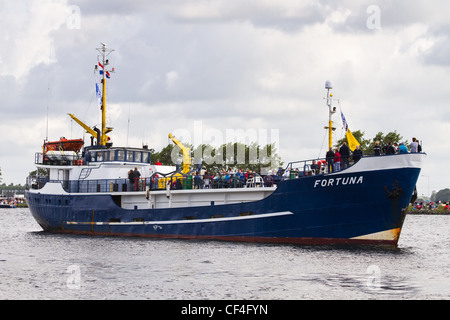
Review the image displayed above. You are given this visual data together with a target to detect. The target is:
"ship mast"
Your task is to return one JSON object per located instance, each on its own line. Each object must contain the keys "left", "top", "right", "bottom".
{"left": 69, "top": 43, "right": 114, "bottom": 146}
{"left": 96, "top": 43, "right": 114, "bottom": 146}
{"left": 325, "top": 80, "right": 336, "bottom": 149}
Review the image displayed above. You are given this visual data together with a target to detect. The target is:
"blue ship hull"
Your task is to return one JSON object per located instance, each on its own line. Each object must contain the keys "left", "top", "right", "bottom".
{"left": 25, "top": 163, "right": 421, "bottom": 246}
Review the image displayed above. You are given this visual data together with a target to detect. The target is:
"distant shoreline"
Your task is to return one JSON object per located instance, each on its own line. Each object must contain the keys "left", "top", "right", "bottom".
{"left": 407, "top": 210, "right": 449, "bottom": 215}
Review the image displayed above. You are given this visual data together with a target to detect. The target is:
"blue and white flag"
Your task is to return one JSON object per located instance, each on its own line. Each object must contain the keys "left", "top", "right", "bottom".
{"left": 96, "top": 81, "right": 102, "bottom": 109}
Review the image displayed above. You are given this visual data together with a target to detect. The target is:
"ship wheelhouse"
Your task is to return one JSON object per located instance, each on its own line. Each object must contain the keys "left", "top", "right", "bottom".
{"left": 83, "top": 146, "right": 152, "bottom": 165}
{"left": 29, "top": 145, "right": 160, "bottom": 193}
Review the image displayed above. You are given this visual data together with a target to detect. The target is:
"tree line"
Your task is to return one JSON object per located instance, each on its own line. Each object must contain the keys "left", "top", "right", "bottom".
{"left": 335, "top": 129, "right": 409, "bottom": 155}
{"left": 152, "top": 130, "right": 410, "bottom": 174}
{"left": 431, "top": 189, "right": 450, "bottom": 203}
{"left": 151, "top": 142, "right": 282, "bottom": 174}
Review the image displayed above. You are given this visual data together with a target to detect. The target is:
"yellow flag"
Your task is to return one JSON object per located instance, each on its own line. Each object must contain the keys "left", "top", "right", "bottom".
{"left": 340, "top": 111, "right": 360, "bottom": 151}
{"left": 346, "top": 128, "right": 360, "bottom": 152}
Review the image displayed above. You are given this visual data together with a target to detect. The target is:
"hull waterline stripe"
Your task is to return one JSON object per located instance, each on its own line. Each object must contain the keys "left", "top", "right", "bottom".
{"left": 66, "top": 211, "right": 294, "bottom": 226}
{"left": 350, "top": 227, "right": 401, "bottom": 242}
{"left": 45, "top": 229, "right": 400, "bottom": 246}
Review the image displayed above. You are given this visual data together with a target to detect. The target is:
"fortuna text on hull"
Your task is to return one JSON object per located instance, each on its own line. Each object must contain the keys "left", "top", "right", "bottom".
{"left": 313, "top": 175, "right": 363, "bottom": 188}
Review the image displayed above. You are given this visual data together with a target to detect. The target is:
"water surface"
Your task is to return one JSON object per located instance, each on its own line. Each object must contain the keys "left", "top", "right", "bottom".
{"left": 1, "top": 208, "right": 449, "bottom": 300}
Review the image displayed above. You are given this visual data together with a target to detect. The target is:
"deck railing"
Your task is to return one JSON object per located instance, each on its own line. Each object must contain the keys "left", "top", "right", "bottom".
{"left": 27, "top": 153, "right": 411, "bottom": 194}
{"left": 27, "top": 173, "right": 279, "bottom": 194}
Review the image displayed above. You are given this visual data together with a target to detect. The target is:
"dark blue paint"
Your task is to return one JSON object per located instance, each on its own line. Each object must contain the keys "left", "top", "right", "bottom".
{"left": 25, "top": 168, "right": 420, "bottom": 244}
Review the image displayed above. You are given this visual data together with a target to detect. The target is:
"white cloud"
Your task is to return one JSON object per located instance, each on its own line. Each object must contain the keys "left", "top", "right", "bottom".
{"left": 0, "top": 0, "right": 68, "bottom": 79}
{"left": 0, "top": 0, "right": 449, "bottom": 196}
{"left": 165, "top": 70, "right": 179, "bottom": 91}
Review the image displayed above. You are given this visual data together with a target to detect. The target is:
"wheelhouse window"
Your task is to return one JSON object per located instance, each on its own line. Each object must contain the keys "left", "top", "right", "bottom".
{"left": 117, "top": 150, "right": 125, "bottom": 161}
{"left": 96, "top": 152, "right": 103, "bottom": 162}
{"left": 85, "top": 148, "right": 151, "bottom": 164}
{"left": 104, "top": 150, "right": 111, "bottom": 161}
{"left": 135, "top": 152, "right": 142, "bottom": 163}
{"left": 127, "top": 151, "right": 134, "bottom": 162}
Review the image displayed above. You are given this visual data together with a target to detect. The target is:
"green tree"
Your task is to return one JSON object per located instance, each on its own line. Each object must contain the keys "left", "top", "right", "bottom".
{"left": 152, "top": 142, "right": 282, "bottom": 174}
{"left": 151, "top": 144, "right": 178, "bottom": 166}
{"left": 367, "top": 130, "right": 407, "bottom": 154}
{"left": 431, "top": 188, "right": 450, "bottom": 203}
{"left": 335, "top": 130, "right": 406, "bottom": 155}
{"left": 209, "top": 142, "right": 282, "bottom": 173}
{"left": 28, "top": 168, "right": 50, "bottom": 178}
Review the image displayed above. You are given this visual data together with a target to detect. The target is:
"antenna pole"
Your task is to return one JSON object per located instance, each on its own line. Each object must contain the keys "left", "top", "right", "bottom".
{"left": 101, "top": 46, "right": 107, "bottom": 146}
{"left": 325, "top": 81, "right": 336, "bottom": 150}
{"left": 96, "top": 43, "right": 114, "bottom": 146}
{"left": 46, "top": 43, "right": 53, "bottom": 142}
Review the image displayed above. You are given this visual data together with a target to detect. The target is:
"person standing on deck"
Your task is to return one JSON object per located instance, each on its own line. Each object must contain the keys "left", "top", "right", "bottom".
{"left": 334, "top": 149, "right": 341, "bottom": 172}
{"left": 373, "top": 141, "right": 382, "bottom": 156}
{"left": 339, "top": 142, "right": 350, "bottom": 169}
{"left": 410, "top": 138, "right": 419, "bottom": 153}
{"left": 326, "top": 148, "right": 335, "bottom": 173}
{"left": 130, "top": 167, "right": 141, "bottom": 191}
{"left": 352, "top": 145, "right": 363, "bottom": 163}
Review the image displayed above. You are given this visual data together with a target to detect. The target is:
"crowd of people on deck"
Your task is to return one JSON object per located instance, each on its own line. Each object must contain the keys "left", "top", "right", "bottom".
{"left": 127, "top": 138, "right": 423, "bottom": 190}
{"left": 193, "top": 167, "right": 274, "bottom": 189}
{"left": 137, "top": 161, "right": 280, "bottom": 190}
{"left": 324, "top": 137, "right": 422, "bottom": 173}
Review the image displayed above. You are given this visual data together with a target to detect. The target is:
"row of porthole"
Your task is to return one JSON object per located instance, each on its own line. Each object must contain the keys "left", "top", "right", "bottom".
{"left": 32, "top": 197, "right": 70, "bottom": 206}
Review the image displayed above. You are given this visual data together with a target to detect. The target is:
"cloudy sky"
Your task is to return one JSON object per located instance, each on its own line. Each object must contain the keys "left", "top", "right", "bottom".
{"left": 1, "top": 0, "right": 449, "bottom": 196}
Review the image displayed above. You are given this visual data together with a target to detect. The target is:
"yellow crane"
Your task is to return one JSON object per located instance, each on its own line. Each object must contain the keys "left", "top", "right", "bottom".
{"left": 168, "top": 133, "right": 191, "bottom": 174}
{"left": 156, "top": 133, "right": 192, "bottom": 189}
{"left": 68, "top": 113, "right": 111, "bottom": 143}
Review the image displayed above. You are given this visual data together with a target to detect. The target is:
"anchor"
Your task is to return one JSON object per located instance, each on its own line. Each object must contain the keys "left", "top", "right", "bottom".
{"left": 384, "top": 180, "right": 403, "bottom": 199}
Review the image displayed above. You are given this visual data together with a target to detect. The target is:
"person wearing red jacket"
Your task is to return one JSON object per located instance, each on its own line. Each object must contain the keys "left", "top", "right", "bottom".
{"left": 334, "top": 149, "right": 341, "bottom": 172}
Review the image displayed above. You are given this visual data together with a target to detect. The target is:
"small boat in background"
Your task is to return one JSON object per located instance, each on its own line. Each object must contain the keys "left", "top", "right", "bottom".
{"left": 0, "top": 203, "right": 15, "bottom": 208}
